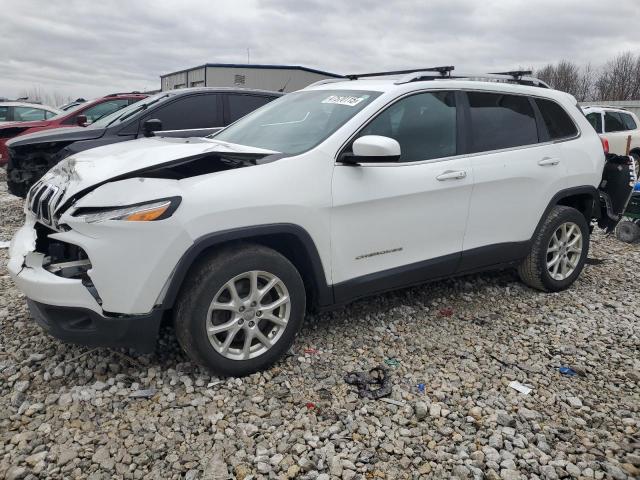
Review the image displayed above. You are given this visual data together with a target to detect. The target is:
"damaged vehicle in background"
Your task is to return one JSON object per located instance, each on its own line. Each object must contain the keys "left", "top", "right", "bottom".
{"left": 0, "top": 92, "right": 147, "bottom": 173}
{"left": 8, "top": 68, "right": 635, "bottom": 377}
{"left": 5, "top": 88, "right": 280, "bottom": 197}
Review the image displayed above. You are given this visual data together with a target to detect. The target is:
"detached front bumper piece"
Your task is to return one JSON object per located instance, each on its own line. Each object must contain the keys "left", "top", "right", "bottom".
{"left": 27, "top": 300, "right": 163, "bottom": 353}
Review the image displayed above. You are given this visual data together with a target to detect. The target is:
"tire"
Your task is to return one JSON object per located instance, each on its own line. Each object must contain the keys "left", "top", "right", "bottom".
{"left": 174, "top": 244, "right": 306, "bottom": 377}
{"left": 615, "top": 220, "right": 640, "bottom": 243}
{"left": 518, "top": 205, "right": 590, "bottom": 292}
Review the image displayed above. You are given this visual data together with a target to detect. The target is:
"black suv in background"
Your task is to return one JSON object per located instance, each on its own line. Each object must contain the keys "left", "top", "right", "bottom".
{"left": 6, "top": 88, "right": 281, "bottom": 197}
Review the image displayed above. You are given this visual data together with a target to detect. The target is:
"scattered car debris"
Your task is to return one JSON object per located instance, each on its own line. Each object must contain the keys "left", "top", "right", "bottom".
{"left": 303, "top": 348, "right": 319, "bottom": 355}
{"left": 129, "top": 388, "right": 158, "bottom": 399}
{"left": 345, "top": 366, "right": 392, "bottom": 400}
{"left": 438, "top": 307, "right": 454, "bottom": 317}
{"left": 384, "top": 358, "right": 400, "bottom": 367}
{"left": 508, "top": 381, "right": 532, "bottom": 395}
{"left": 559, "top": 366, "right": 578, "bottom": 376}
{"left": 0, "top": 241, "right": 9, "bottom": 249}
{"left": 380, "top": 397, "right": 405, "bottom": 407}
{"left": 416, "top": 383, "right": 426, "bottom": 394}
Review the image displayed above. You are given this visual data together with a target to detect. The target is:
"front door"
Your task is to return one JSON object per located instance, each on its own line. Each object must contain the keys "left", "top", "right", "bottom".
{"left": 331, "top": 90, "right": 473, "bottom": 302}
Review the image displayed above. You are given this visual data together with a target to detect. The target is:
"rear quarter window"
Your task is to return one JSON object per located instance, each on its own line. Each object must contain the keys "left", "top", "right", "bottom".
{"left": 535, "top": 99, "right": 578, "bottom": 140}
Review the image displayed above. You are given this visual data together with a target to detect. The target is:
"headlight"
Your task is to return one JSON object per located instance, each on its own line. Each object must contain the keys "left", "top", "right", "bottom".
{"left": 73, "top": 197, "right": 181, "bottom": 223}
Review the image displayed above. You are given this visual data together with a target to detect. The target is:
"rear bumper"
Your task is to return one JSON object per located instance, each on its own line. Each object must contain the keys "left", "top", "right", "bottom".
{"left": 27, "top": 300, "right": 163, "bottom": 353}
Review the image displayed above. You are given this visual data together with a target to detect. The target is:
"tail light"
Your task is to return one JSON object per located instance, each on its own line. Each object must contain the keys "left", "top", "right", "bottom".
{"left": 601, "top": 137, "right": 609, "bottom": 154}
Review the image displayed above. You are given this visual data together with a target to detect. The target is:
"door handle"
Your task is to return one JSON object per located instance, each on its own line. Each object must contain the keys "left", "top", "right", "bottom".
{"left": 538, "top": 157, "right": 560, "bottom": 166}
{"left": 436, "top": 170, "right": 467, "bottom": 181}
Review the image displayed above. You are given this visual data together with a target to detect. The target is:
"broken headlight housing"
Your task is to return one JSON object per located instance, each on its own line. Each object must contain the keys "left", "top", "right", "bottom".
{"left": 73, "top": 197, "right": 181, "bottom": 223}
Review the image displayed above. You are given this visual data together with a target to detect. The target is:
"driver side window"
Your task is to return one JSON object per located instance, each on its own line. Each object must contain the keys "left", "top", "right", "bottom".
{"left": 360, "top": 91, "right": 457, "bottom": 162}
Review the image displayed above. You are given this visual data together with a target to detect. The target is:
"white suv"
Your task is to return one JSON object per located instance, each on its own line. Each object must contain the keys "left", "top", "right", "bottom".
{"left": 8, "top": 70, "right": 634, "bottom": 376}
{"left": 582, "top": 105, "right": 640, "bottom": 172}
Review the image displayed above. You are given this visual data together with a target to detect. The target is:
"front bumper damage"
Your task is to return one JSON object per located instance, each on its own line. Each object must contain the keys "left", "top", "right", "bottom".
{"left": 9, "top": 177, "right": 192, "bottom": 352}
{"left": 8, "top": 217, "right": 164, "bottom": 352}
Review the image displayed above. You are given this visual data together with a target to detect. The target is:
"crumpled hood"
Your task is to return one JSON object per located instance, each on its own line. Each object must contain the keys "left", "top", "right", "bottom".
{"left": 38, "top": 136, "right": 279, "bottom": 206}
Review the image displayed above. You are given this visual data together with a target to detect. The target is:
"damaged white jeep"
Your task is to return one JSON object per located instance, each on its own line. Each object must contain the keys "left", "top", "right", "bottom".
{"left": 8, "top": 69, "right": 635, "bottom": 376}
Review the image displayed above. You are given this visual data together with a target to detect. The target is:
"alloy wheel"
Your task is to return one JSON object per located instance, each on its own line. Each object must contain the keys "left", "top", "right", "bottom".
{"left": 546, "top": 222, "right": 583, "bottom": 281}
{"left": 206, "top": 270, "right": 291, "bottom": 360}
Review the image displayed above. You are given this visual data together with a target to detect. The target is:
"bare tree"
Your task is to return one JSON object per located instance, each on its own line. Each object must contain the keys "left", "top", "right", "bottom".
{"left": 594, "top": 52, "right": 640, "bottom": 101}
{"left": 535, "top": 60, "right": 594, "bottom": 101}
{"left": 17, "top": 86, "right": 72, "bottom": 108}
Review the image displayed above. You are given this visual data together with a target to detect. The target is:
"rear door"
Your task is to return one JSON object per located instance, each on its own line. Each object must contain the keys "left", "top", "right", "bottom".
{"left": 460, "top": 91, "right": 567, "bottom": 270}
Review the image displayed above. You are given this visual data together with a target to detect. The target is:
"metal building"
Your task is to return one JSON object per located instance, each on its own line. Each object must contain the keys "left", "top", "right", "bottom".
{"left": 160, "top": 64, "right": 342, "bottom": 93}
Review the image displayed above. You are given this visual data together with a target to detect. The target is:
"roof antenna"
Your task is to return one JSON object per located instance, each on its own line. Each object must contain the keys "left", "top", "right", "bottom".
{"left": 279, "top": 77, "right": 291, "bottom": 92}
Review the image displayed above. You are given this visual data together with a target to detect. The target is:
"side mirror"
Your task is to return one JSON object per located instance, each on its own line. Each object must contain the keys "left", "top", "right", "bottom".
{"left": 76, "top": 114, "right": 88, "bottom": 126}
{"left": 142, "top": 119, "right": 163, "bottom": 137}
{"left": 342, "top": 135, "right": 401, "bottom": 164}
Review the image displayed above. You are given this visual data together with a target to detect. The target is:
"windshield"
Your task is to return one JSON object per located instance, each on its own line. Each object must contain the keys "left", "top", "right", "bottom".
{"left": 212, "top": 90, "right": 382, "bottom": 154}
{"left": 89, "top": 93, "right": 172, "bottom": 128}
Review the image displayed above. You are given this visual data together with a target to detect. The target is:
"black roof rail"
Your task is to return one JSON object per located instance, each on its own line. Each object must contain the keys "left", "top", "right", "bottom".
{"left": 345, "top": 66, "right": 454, "bottom": 80}
{"left": 105, "top": 91, "right": 142, "bottom": 97}
{"left": 490, "top": 70, "right": 533, "bottom": 80}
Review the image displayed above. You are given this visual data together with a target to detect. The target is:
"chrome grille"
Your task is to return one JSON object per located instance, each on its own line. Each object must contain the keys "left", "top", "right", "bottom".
{"left": 27, "top": 181, "right": 66, "bottom": 228}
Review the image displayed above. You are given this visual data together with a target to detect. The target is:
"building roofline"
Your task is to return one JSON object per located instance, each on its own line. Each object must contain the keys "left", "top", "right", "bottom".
{"left": 161, "top": 63, "right": 343, "bottom": 79}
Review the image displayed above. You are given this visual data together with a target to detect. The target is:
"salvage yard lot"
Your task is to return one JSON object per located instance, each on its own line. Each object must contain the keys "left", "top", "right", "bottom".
{"left": 0, "top": 168, "right": 638, "bottom": 480}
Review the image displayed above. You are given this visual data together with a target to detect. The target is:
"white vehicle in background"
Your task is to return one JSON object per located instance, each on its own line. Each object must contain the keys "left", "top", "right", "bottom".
{"left": 0, "top": 102, "right": 62, "bottom": 124}
{"left": 583, "top": 106, "right": 640, "bottom": 174}
{"left": 8, "top": 67, "right": 635, "bottom": 376}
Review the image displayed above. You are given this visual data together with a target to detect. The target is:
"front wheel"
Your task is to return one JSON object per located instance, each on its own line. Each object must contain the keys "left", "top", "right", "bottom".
{"left": 518, "top": 206, "right": 589, "bottom": 292}
{"left": 174, "top": 244, "right": 306, "bottom": 377}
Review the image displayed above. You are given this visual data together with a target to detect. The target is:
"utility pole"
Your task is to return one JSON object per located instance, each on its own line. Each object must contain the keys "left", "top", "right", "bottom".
{"left": 247, "top": 48, "right": 250, "bottom": 64}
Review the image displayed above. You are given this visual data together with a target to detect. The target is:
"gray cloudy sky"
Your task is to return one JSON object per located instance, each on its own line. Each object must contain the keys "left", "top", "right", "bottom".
{"left": 1, "top": 0, "right": 639, "bottom": 101}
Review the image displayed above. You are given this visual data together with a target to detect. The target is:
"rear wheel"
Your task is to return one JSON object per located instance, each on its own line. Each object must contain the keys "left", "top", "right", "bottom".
{"left": 518, "top": 206, "right": 589, "bottom": 292}
{"left": 174, "top": 244, "right": 306, "bottom": 377}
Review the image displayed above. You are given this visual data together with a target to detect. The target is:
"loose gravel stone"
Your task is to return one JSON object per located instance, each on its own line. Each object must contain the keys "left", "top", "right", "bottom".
{"left": 0, "top": 166, "right": 638, "bottom": 479}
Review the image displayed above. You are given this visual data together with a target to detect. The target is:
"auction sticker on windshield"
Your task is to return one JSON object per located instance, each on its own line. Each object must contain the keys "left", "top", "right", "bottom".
{"left": 322, "top": 94, "right": 369, "bottom": 107}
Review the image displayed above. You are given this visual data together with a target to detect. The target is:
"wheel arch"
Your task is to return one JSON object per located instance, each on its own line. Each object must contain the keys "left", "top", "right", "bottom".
{"left": 534, "top": 186, "right": 599, "bottom": 238}
{"left": 160, "top": 224, "right": 333, "bottom": 312}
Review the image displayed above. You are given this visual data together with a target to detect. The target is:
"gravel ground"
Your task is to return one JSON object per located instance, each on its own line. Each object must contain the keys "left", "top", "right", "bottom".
{"left": 0, "top": 167, "right": 638, "bottom": 480}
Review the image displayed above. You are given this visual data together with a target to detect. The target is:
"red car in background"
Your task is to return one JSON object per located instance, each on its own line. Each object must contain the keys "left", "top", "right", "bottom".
{"left": 0, "top": 92, "right": 147, "bottom": 166}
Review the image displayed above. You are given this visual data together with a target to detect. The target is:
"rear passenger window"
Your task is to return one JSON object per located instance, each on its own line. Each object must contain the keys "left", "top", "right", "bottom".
{"left": 467, "top": 92, "right": 537, "bottom": 152}
{"left": 228, "top": 95, "right": 274, "bottom": 122}
{"left": 360, "top": 91, "right": 457, "bottom": 162}
{"left": 620, "top": 113, "right": 637, "bottom": 130}
{"left": 535, "top": 99, "right": 578, "bottom": 140}
{"left": 604, "top": 112, "right": 625, "bottom": 132}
